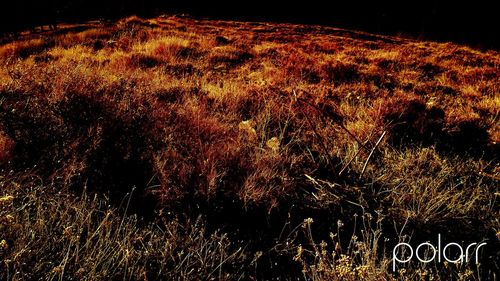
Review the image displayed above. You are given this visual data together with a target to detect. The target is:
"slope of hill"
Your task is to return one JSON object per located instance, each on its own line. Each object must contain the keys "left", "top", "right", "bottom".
{"left": 0, "top": 15, "right": 499, "bottom": 280}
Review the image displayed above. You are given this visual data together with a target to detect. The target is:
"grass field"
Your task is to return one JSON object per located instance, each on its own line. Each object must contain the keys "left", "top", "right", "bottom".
{"left": 0, "top": 15, "right": 499, "bottom": 280}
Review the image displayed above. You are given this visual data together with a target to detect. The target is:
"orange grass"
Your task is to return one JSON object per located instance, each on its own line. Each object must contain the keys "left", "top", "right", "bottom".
{"left": 0, "top": 15, "right": 499, "bottom": 280}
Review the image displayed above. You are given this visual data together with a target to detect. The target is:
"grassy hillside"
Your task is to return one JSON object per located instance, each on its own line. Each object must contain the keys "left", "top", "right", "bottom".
{"left": 0, "top": 15, "right": 499, "bottom": 280}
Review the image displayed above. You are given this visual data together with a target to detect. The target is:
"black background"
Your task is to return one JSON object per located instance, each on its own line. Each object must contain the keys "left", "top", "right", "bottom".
{"left": 0, "top": 1, "right": 498, "bottom": 49}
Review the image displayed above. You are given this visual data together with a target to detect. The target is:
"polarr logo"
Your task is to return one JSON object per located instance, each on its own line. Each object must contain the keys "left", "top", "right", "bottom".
{"left": 392, "top": 234, "right": 487, "bottom": 272}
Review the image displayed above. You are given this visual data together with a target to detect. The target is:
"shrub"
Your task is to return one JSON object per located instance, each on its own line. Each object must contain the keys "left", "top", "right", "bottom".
{"left": 378, "top": 93, "right": 445, "bottom": 146}
{"left": 320, "top": 61, "right": 360, "bottom": 83}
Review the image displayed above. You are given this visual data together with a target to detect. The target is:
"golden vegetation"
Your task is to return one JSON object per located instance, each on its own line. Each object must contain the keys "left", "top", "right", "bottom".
{"left": 0, "top": 15, "right": 499, "bottom": 280}
{"left": 0, "top": 179, "right": 249, "bottom": 280}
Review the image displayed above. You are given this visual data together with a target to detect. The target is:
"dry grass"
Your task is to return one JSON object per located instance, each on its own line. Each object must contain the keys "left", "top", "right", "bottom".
{"left": 0, "top": 15, "right": 499, "bottom": 280}
{"left": 0, "top": 176, "right": 250, "bottom": 280}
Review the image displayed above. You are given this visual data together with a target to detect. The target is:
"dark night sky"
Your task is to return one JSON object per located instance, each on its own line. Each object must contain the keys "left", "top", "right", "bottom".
{"left": 1, "top": 1, "right": 498, "bottom": 49}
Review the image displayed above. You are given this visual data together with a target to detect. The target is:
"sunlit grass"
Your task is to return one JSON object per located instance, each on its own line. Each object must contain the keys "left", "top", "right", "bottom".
{"left": 0, "top": 15, "right": 498, "bottom": 280}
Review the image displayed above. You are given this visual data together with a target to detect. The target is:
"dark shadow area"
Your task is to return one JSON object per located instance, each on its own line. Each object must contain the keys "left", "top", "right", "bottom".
{"left": 0, "top": 91, "right": 160, "bottom": 218}
{"left": 381, "top": 98, "right": 496, "bottom": 158}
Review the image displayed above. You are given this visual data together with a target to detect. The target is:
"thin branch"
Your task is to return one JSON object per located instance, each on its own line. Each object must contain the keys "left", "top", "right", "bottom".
{"left": 360, "top": 130, "right": 387, "bottom": 179}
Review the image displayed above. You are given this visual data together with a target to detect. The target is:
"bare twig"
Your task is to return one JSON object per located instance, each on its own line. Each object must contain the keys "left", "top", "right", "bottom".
{"left": 359, "top": 131, "right": 387, "bottom": 179}
{"left": 338, "top": 146, "right": 363, "bottom": 176}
